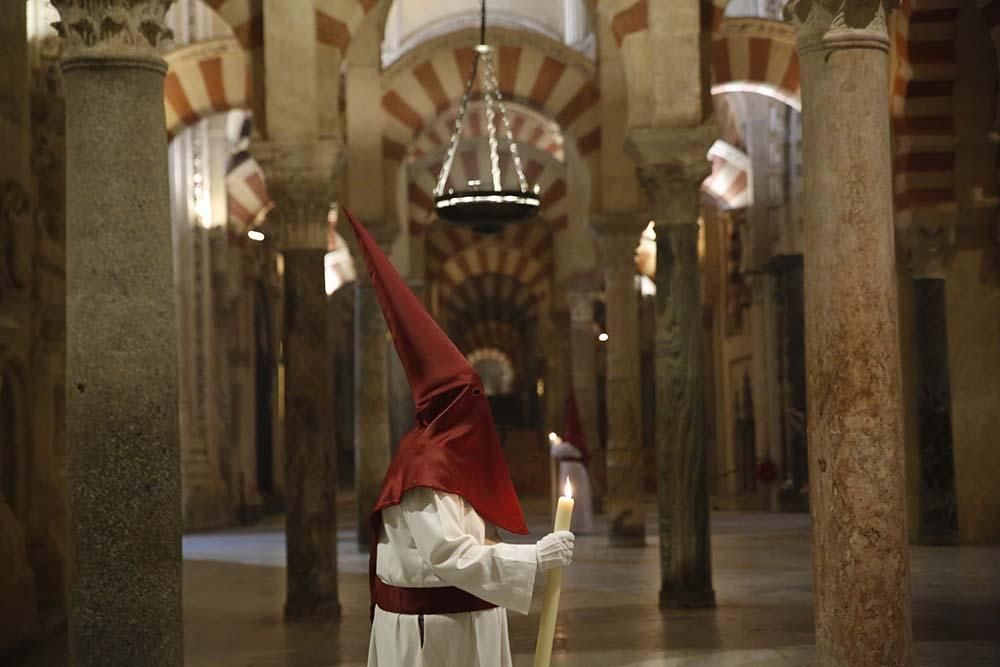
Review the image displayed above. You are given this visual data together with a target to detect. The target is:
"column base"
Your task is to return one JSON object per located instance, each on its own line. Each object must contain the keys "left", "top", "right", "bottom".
{"left": 659, "top": 587, "right": 716, "bottom": 609}
{"left": 284, "top": 599, "right": 342, "bottom": 622}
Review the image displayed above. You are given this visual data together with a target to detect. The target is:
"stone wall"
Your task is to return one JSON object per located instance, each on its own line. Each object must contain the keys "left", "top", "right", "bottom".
{"left": 0, "top": 9, "right": 68, "bottom": 652}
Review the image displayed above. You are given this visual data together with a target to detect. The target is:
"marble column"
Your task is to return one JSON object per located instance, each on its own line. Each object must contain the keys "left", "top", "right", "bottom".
{"left": 789, "top": 1, "right": 913, "bottom": 663}
{"left": 900, "top": 223, "right": 958, "bottom": 543}
{"left": 54, "top": 1, "right": 181, "bottom": 664}
{"left": 566, "top": 279, "right": 602, "bottom": 504}
{"left": 633, "top": 152, "right": 716, "bottom": 609}
{"left": 592, "top": 216, "right": 646, "bottom": 546}
{"left": 353, "top": 222, "right": 395, "bottom": 550}
{"left": 257, "top": 142, "right": 341, "bottom": 620}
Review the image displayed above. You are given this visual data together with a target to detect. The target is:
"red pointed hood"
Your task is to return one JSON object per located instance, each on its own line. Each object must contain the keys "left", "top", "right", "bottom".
{"left": 345, "top": 209, "right": 476, "bottom": 409}
{"left": 563, "top": 388, "right": 590, "bottom": 465}
{"left": 343, "top": 209, "right": 529, "bottom": 545}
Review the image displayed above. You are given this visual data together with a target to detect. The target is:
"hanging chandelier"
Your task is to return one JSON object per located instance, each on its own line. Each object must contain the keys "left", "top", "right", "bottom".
{"left": 433, "top": 0, "right": 541, "bottom": 234}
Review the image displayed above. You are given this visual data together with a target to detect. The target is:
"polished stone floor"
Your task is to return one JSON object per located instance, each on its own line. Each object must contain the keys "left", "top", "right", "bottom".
{"left": 14, "top": 499, "right": 1000, "bottom": 666}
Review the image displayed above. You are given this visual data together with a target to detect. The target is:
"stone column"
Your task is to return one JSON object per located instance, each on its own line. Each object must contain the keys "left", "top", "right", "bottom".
{"left": 353, "top": 222, "right": 396, "bottom": 550}
{"left": 899, "top": 222, "right": 958, "bottom": 543}
{"left": 53, "top": 2, "right": 181, "bottom": 664}
{"left": 788, "top": 1, "right": 913, "bottom": 663}
{"left": 592, "top": 215, "right": 646, "bottom": 546}
{"left": 566, "top": 279, "right": 602, "bottom": 503}
{"left": 629, "top": 139, "right": 716, "bottom": 609}
{"left": 257, "top": 142, "right": 341, "bottom": 620}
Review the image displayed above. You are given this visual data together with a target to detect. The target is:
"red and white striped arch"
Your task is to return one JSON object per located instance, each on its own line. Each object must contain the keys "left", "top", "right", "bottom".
{"left": 410, "top": 101, "right": 566, "bottom": 162}
{"left": 164, "top": 38, "right": 251, "bottom": 141}
{"left": 227, "top": 152, "right": 273, "bottom": 229}
{"left": 315, "top": 0, "right": 380, "bottom": 56}
{"left": 712, "top": 18, "right": 800, "bottom": 110}
{"left": 381, "top": 34, "right": 600, "bottom": 164}
{"left": 456, "top": 321, "right": 523, "bottom": 359}
{"left": 201, "top": 0, "right": 262, "bottom": 50}
{"left": 702, "top": 140, "right": 751, "bottom": 210}
{"left": 889, "top": 0, "right": 961, "bottom": 218}
{"left": 427, "top": 222, "right": 554, "bottom": 303}
{"left": 442, "top": 273, "right": 542, "bottom": 327}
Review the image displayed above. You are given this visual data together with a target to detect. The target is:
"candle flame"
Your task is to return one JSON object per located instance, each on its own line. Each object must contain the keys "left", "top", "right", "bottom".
{"left": 563, "top": 477, "right": 573, "bottom": 499}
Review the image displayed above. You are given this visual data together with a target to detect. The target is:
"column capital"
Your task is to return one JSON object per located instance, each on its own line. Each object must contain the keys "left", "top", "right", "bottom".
{"left": 897, "top": 216, "right": 956, "bottom": 280}
{"left": 254, "top": 139, "right": 345, "bottom": 251}
{"left": 591, "top": 212, "right": 647, "bottom": 270}
{"left": 53, "top": 0, "right": 175, "bottom": 63}
{"left": 785, "top": 0, "right": 896, "bottom": 54}
{"left": 624, "top": 125, "right": 715, "bottom": 226}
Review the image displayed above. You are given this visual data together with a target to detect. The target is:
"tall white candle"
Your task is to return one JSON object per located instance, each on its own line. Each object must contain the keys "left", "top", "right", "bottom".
{"left": 534, "top": 478, "right": 574, "bottom": 667}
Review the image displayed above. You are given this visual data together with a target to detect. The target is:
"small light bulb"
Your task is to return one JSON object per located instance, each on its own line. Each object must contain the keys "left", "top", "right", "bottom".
{"left": 549, "top": 432, "right": 559, "bottom": 443}
{"left": 598, "top": 332, "right": 609, "bottom": 342}
{"left": 248, "top": 229, "right": 265, "bottom": 242}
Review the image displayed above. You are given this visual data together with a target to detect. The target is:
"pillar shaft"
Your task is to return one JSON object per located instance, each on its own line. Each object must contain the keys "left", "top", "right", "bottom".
{"left": 55, "top": 1, "right": 182, "bottom": 664}
{"left": 352, "top": 223, "right": 395, "bottom": 550}
{"left": 790, "top": 1, "right": 913, "bottom": 663}
{"left": 256, "top": 142, "right": 341, "bottom": 619}
{"left": 354, "top": 279, "right": 392, "bottom": 549}
{"left": 635, "top": 159, "right": 716, "bottom": 609}
{"left": 594, "top": 218, "right": 646, "bottom": 546}
{"left": 282, "top": 248, "right": 339, "bottom": 619}
{"left": 912, "top": 278, "right": 957, "bottom": 542}
{"left": 567, "top": 286, "right": 602, "bottom": 501}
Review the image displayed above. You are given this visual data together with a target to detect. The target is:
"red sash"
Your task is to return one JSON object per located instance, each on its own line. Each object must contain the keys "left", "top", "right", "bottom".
{"left": 373, "top": 577, "right": 497, "bottom": 615}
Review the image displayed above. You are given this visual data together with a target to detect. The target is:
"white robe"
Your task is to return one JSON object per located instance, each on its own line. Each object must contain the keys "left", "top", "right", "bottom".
{"left": 367, "top": 487, "right": 538, "bottom": 667}
{"left": 550, "top": 441, "right": 594, "bottom": 534}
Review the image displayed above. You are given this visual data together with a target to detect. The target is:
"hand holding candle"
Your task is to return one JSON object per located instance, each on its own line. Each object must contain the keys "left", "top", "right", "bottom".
{"left": 534, "top": 478, "right": 575, "bottom": 667}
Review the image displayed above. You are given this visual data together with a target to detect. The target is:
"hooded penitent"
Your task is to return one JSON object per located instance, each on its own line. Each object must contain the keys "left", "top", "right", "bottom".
{"left": 563, "top": 388, "right": 589, "bottom": 466}
{"left": 343, "top": 209, "right": 529, "bottom": 615}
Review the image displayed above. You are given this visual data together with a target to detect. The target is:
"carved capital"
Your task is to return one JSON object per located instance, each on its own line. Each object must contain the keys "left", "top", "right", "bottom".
{"left": 255, "top": 139, "right": 346, "bottom": 251}
{"left": 624, "top": 125, "right": 715, "bottom": 225}
{"left": 785, "top": 0, "right": 896, "bottom": 54}
{"left": 592, "top": 212, "right": 646, "bottom": 279}
{"left": 52, "top": 0, "right": 175, "bottom": 61}
{"left": 636, "top": 163, "right": 707, "bottom": 226}
{"left": 897, "top": 218, "right": 956, "bottom": 280}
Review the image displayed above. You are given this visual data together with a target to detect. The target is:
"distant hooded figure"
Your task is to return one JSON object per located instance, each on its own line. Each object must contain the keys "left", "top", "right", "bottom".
{"left": 549, "top": 390, "right": 594, "bottom": 534}
{"left": 345, "top": 210, "right": 575, "bottom": 667}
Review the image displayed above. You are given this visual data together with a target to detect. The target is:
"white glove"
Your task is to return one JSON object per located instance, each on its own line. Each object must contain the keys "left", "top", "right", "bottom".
{"left": 536, "top": 530, "right": 575, "bottom": 573}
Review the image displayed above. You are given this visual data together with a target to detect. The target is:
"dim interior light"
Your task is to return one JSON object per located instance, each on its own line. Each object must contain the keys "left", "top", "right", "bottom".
{"left": 247, "top": 229, "right": 265, "bottom": 242}
{"left": 598, "top": 332, "right": 609, "bottom": 342}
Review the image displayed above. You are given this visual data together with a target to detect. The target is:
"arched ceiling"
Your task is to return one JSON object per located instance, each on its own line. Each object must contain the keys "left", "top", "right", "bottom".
{"left": 711, "top": 18, "right": 800, "bottom": 110}
{"left": 410, "top": 100, "right": 565, "bottom": 162}
{"left": 383, "top": 0, "right": 591, "bottom": 63}
{"left": 441, "top": 273, "right": 540, "bottom": 333}
{"left": 426, "top": 220, "right": 553, "bottom": 305}
{"left": 381, "top": 29, "right": 600, "bottom": 165}
{"left": 164, "top": 37, "right": 250, "bottom": 141}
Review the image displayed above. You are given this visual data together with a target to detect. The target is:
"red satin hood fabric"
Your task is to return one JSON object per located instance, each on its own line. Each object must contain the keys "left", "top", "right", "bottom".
{"left": 563, "top": 389, "right": 590, "bottom": 466}
{"left": 342, "top": 209, "right": 529, "bottom": 542}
